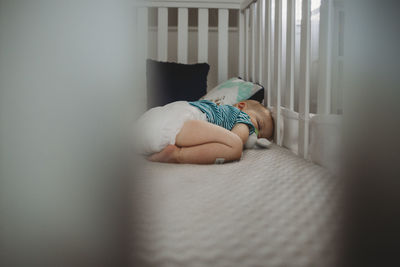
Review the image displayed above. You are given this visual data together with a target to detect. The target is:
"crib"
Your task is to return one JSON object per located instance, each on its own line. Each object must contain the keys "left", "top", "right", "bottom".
{"left": 132, "top": 0, "right": 343, "bottom": 266}
{"left": 135, "top": 0, "right": 343, "bottom": 165}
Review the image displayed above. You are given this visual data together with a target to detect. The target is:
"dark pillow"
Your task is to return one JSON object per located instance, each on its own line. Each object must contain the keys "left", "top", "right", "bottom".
{"left": 248, "top": 88, "right": 265, "bottom": 103}
{"left": 146, "top": 59, "right": 210, "bottom": 109}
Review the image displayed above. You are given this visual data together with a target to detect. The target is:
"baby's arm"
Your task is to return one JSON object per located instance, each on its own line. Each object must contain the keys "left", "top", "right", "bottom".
{"left": 231, "top": 123, "right": 250, "bottom": 146}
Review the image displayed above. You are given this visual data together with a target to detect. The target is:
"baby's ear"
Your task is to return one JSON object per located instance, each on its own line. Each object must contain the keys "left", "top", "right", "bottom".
{"left": 237, "top": 102, "right": 246, "bottom": 110}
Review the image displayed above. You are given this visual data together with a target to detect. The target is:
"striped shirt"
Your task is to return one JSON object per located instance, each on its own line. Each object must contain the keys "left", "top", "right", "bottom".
{"left": 189, "top": 100, "right": 255, "bottom": 135}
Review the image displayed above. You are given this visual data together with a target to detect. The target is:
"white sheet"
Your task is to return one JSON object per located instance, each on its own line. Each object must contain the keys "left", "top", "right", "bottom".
{"left": 132, "top": 145, "right": 341, "bottom": 267}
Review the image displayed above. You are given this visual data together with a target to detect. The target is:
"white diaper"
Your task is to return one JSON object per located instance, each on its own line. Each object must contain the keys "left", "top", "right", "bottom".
{"left": 136, "top": 101, "right": 207, "bottom": 155}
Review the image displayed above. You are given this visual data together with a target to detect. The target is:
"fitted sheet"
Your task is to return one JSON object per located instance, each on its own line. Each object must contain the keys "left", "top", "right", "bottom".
{"left": 131, "top": 145, "right": 341, "bottom": 267}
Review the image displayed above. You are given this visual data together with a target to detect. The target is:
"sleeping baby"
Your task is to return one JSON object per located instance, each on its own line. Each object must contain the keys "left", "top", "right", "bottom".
{"left": 137, "top": 99, "right": 274, "bottom": 164}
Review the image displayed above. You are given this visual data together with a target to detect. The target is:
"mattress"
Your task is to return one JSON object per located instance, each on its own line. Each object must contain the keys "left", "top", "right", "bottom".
{"left": 131, "top": 145, "right": 342, "bottom": 267}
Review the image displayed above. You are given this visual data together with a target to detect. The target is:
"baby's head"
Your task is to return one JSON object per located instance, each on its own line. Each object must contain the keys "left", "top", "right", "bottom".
{"left": 234, "top": 100, "right": 274, "bottom": 140}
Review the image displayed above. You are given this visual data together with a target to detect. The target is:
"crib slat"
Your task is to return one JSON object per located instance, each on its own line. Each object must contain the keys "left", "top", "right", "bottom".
{"left": 274, "top": 0, "right": 282, "bottom": 145}
{"left": 218, "top": 9, "right": 229, "bottom": 83}
{"left": 298, "top": 0, "right": 311, "bottom": 158}
{"left": 251, "top": 4, "right": 256, "bottom": 82}
{"left": 238, "top": 10, "right": 245, "bottom": 77}
{"left": 286, "top": 0, "right": 295, "bottom": 111}
{"left": 264, "top": 0, "right": 272, "bottom": 107}
{"left": 198, "top": 8, "right": 209, "bottom": 62}
{"left": 258, "top": 0, "right": 264, "bottom": 85}
{"left": 245, "top": 8, "right": 250, "bottom": 81}
{"left": 255, "top": 2, "right": 261, "bottom": 83}
{"left": 157, "top": 7, "right": 168, "bottom": 61}
{"left": 317, "top": 0, "right": 333, "bottom": 114}
{"left": 177, "top": 8, "right": 188, "bottom": 63}
{"left": 137, "top": 7, "right": 148, "bottom": 111}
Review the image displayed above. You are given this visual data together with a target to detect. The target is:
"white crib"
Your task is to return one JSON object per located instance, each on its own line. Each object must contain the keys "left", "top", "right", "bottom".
{"left": 134, "top": 0, "right": 343, "bottom": 167}
{"left": 132, "top": 2, "right": 343, "bottom": 266}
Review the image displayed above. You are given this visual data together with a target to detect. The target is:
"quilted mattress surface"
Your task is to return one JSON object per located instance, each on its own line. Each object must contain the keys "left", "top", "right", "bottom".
{"left": 131, "top": 145, "right": 341, "bottom": 267}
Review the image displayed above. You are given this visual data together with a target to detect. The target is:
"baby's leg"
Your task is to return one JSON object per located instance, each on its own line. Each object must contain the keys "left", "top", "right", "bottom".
{"left": 149, "top": 120, "right": 243, "bottom": 164}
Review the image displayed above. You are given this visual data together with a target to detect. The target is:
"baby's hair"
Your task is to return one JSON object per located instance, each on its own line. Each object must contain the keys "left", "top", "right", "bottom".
{"left": 244, "top": 100, "right": 266, "bottom": 113}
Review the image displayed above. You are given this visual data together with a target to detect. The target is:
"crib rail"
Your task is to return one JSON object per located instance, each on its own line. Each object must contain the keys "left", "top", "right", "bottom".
{"left": 238, "top": 0, "right": 336, "bottom": 158}
{"left": 136, "top": 0, "right": 241, "bottom": 9}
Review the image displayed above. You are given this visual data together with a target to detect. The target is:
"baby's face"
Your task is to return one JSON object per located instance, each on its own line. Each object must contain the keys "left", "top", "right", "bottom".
{"left": 234, "top": 100, "right": 274, "bottom": 139}
{"left": 245, "top": 107, "right": 273, "bottom": 139}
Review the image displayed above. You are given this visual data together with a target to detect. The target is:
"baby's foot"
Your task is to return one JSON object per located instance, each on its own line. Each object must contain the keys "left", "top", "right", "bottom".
{"left": 148, "top": 145, "right": 180, "bottom": 163}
